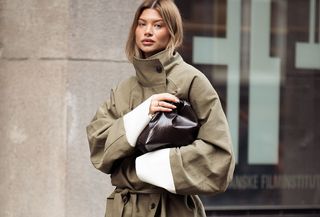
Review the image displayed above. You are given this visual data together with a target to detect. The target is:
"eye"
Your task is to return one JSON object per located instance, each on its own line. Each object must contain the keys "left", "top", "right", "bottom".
{"left": 138, "top": 21, "right": 146, "bottom": 27}
{"left": 154, "top": 23, "right": 162, "bottom": 29}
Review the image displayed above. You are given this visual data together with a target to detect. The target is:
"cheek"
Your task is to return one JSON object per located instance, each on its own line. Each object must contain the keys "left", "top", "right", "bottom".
{"left": 158, "top": 30, "right": 170, "bottom": 46}
{"left": 135, "top": 29, "right": 142, "bottom": 45}
{"left": 135, "top": 28, "right": 140, "bottom": 40}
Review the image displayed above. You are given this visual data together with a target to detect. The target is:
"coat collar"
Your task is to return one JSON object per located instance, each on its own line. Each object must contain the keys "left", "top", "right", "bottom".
{"left": 132, "top": 49, "right": 182, "bottom": 87}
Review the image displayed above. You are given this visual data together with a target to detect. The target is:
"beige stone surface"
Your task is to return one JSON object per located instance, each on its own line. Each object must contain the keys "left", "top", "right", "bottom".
{"left": 0, "top": 0, "right": 141, "bottom": 216}
{"left": 0, "top": 60, "right": 67, "bottom": 217}
{"left": 69, "top": 1, "right": 138, "bottom": 61}
{"left": 1, "top": 0, "right": 69, "bottom": 59}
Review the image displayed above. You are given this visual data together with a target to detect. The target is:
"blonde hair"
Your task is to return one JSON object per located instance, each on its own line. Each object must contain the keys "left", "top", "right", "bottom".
{"left": 125, "top": 0, "right": 183, "bottom": 62}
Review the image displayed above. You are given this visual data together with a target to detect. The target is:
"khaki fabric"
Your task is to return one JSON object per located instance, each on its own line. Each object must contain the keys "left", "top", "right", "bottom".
{"left": 86, "top": 50, "right": 235, "bottom": 217}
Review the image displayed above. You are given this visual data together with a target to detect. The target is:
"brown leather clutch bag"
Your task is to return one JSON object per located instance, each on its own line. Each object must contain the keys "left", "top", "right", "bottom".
{"left": 136, "top": 100, "right": 200, "bottom": 153}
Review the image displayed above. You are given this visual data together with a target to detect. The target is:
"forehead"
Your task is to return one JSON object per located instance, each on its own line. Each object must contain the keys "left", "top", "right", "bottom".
{"left": 139, "top": 8, "right": 163, "bottom": 21}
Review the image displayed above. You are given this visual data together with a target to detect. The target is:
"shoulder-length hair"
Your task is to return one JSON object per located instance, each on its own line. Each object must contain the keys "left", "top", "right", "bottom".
{"left": 125, "top": 0, "right": 183, "bottom": 62}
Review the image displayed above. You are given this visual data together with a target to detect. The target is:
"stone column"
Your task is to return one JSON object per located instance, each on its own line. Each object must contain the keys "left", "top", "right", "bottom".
{"left": 0, "top": 1, "right": 140, "bottom": 217}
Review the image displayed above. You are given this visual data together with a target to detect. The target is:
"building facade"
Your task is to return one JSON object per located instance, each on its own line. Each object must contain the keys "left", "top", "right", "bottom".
{"left": 0, "top": 0, "right": 319, "bottom": 216}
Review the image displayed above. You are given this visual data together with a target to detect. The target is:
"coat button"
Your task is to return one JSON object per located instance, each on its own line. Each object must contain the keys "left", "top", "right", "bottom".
{"left": 122, "top": 195, "right": 129, "bottom": 204}
{"left": 155, "top": 65, "right": 162, "bottom": 73}
{"left": 150, "top": 202, "right": 156, "bottom": 209}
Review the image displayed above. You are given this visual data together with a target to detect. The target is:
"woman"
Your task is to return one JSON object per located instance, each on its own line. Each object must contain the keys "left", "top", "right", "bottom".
{"left": 86, "top": 0, "right": 235, "bottom": 216}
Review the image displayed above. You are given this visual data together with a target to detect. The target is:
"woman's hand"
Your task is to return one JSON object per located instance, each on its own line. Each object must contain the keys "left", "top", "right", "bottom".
{"left": 149, "top": 93, "right": 179, "bottom": 115}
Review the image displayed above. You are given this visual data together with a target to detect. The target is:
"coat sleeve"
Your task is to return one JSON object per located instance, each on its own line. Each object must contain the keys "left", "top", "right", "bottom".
{"left": 171, "top": 73, "right": 235, "bottom": 195}
{"left": 136, "top": 72, "right": 235, "bottom": 195}
{"left": 86, "top": 88, "right": 135, "bottom": 174}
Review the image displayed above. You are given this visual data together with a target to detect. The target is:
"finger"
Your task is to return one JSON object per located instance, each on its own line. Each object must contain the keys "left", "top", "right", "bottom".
{"left": 150, "top": 100, "right": 174, "bottom": 114}
{"left": 158, "top": 101, "right": 176, "bottom": 109}
{"left": 151, "top": 100, "right": 159, "bottom": 107}
{"left": 149, "top": 93, "right": 179, "bottom": 115}
{"left": 155, "top": 106, "right": 172, "bottom": 113}
{"left": 150, "top": 105, "right": 172, "bottom": 114}
{"left": 161, "top": 93, "right": 179, "bottom": 102}
{"left": 150, "top": 100, "right": 161, "bottom": 112}
{"left": 154, "top": 93, "right": 179, "bottom": 103}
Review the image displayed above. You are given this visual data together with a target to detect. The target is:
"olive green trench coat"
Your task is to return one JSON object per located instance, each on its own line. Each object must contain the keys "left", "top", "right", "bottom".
{"left": 86, "top": 50, "right": 235, "bottom": 217}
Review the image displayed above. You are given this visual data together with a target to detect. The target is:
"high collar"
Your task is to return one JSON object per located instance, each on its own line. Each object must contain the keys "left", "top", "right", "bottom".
{"left": 132, "top": 49, "right": 182, "bottom": 87}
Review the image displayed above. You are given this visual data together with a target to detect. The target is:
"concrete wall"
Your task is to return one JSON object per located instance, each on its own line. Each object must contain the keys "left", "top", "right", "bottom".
{"left": 0, "top": 1, "right": 140, "bottom": 216}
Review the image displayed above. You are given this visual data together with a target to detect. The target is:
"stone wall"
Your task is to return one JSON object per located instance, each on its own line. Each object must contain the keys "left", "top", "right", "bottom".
{"left": 0, "top": 1, "right": 140, "bottom": 216}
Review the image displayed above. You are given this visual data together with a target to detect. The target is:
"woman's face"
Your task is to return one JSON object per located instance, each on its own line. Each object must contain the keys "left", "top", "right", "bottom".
{"left": 135, "top": 9, "right": 170, "bottom": 58}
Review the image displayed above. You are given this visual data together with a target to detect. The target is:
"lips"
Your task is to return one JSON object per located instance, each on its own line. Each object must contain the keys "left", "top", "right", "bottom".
{"left": 142, "top": 39, "right": 155, "bottom": 45}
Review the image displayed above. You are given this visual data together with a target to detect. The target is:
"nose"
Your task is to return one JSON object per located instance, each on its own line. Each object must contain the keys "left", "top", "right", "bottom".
{"left": 144, "top": 24, "right": 153, "bottom": 36}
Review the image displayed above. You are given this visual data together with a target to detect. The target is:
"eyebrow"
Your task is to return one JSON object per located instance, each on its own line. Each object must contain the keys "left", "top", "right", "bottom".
{"left": 138, "top": 18, "right": 164, "bottom": 22}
